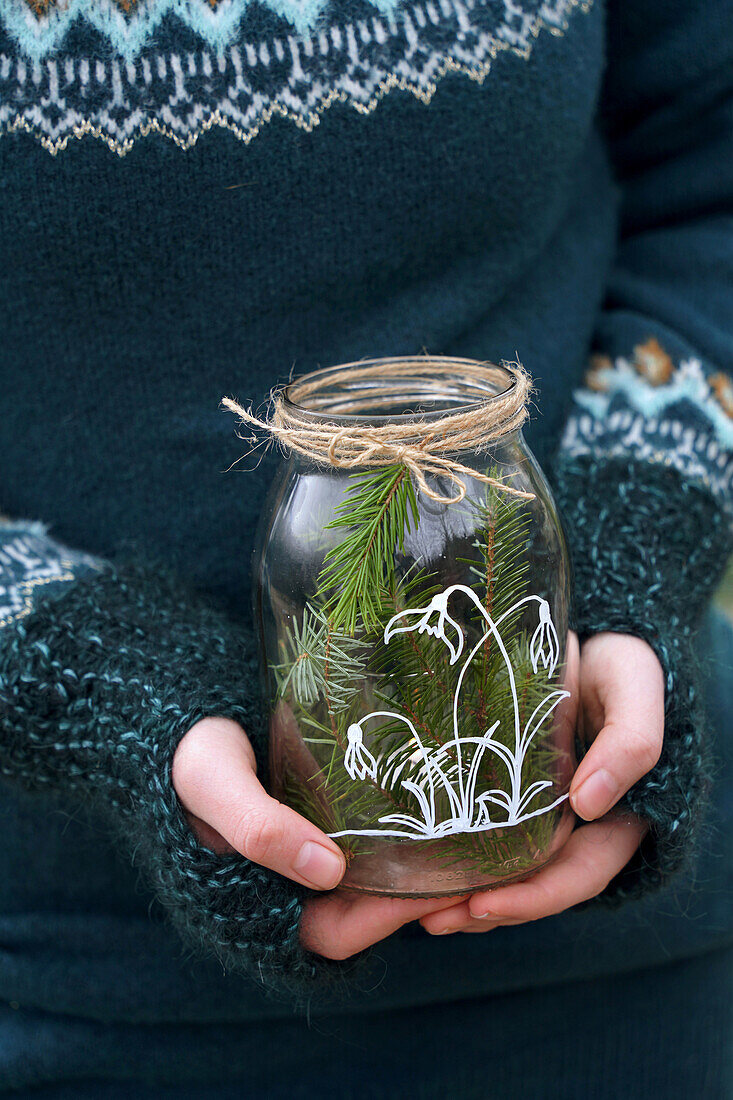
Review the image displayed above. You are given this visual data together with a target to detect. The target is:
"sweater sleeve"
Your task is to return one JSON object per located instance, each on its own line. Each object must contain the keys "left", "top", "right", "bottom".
{"left": 0, "top": 519, "right": 343, "bottom": 1000}
{"left": 552, "top": 0, "right": 733, "bottom": 899}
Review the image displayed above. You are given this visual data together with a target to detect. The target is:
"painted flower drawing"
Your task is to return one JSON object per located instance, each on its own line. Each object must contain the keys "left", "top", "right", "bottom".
{"left": 330, "top": 585, "right": 569, "bottom": 841}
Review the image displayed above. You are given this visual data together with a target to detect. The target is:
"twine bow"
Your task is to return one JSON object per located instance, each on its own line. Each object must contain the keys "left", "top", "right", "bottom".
{"left": 223, "top": 358, "right": 535, "bottom": 505}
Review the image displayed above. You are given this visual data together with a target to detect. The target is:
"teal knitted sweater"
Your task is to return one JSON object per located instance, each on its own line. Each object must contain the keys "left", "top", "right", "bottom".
{"left": 0, "top": 0, "right": 731, "bottom": 1008}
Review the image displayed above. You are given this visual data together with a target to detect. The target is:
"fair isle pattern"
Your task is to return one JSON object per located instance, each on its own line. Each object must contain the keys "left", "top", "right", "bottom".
{"left": 562, "top": 410, "right": 733, "bottom": 516}
{"left": 577, "top": 343, "right": 733, "bottom": 450}
{"left": 561, "top": 343, "right": 733, "bottom": 517}
{"left": 0, "top": 522, "right": 99, "bottom": 627}
{"left": 0, "top": 0, "right": 591, "bottom": 155}
{"left": 2, "top": 0, "right": 581, "bottom": 58}
{"left": 4, "top": 0, "right": 350, "bottom": 53}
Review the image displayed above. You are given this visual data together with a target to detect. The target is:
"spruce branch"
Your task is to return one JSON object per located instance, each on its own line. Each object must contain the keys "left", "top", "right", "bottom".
{"left": 274, "top": 606, "right": 366, "bottom": 713}
{"left": 273, "top": 466, "right": 566, "bottom": 876}
{"left": 317, "top": 465, "right": 419, "bottom": 634}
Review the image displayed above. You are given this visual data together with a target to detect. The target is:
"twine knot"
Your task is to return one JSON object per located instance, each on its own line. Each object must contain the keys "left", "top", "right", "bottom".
{"left": 223, "top": 357, "right": 534, "bottom": 504}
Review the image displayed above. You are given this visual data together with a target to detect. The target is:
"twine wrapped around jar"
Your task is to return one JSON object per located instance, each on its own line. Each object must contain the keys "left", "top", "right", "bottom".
{"left": 223, "top": 357, "right": 534, "bottom": 504}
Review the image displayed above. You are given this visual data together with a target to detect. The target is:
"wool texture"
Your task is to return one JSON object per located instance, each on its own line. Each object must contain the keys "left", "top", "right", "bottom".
{"left": 0, "top": 563, "right": 348, "bottom": 999}
{"left": 0, "top": 0, "right": 731, "bottom": 1069}
{"left": 552, "top": 454, "right": 732, "bottom": 899}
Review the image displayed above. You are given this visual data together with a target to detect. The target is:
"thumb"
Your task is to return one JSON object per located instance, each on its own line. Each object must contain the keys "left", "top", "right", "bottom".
{"left": 173, "top": 716, "right": 346, "bottom": 891}
{"left": 571, "top": 635, "right": 664, "bottom": 821}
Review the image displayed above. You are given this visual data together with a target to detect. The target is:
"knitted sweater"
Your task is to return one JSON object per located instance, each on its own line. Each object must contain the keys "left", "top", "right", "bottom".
{"left": 0, "top": 0, "right": 731, "bottom": 1011}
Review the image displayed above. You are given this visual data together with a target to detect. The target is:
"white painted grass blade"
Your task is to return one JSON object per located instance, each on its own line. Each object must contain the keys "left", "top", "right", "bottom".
{"left": 519, "top": 689, "right": 570, "bottom": 756}
{"left": 401, "top": 779, "right": 435, "bottom": 831}
{"left": 378, "top": 812, "right": 430, "bottom": 834}
{"left": 517, "top": 779, "right": 554, "bottom": 816}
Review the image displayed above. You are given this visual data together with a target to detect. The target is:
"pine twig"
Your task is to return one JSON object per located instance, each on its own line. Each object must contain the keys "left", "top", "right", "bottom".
{"left": 317, "top": 466, "right": 419, "bottom": 634}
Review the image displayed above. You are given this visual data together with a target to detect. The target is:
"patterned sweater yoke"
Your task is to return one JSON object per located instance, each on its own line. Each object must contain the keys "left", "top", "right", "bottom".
{"left": 1, "top": 0, "right": 592, "bottom": 153}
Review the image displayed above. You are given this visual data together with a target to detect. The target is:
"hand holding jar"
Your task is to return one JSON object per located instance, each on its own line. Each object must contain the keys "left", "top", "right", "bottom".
{"left": 173, "top": 357, "right": 665, "bottom": 956}
{"left": 171, "top": 629, "right": 663, "bottom": 955}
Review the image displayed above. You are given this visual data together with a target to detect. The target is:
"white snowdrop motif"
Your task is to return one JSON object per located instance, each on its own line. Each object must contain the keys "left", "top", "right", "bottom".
{"left": 383, "top": 590, "right": 466, "bottom": 665}
{"left": 330, "top": 583, "right": 570, "bottom": 840}
{"left": 344, "top": 723, "right": 379, "bottom": 782}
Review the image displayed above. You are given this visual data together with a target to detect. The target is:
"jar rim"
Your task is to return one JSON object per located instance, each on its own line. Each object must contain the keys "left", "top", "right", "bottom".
{"left": 281, "top": 356, "right": 518, "bottom": 427}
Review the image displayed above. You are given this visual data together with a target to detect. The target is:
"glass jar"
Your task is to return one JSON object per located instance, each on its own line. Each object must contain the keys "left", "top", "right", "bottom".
{"left": 253, "top": 358, "right": 578, "bottom": 897}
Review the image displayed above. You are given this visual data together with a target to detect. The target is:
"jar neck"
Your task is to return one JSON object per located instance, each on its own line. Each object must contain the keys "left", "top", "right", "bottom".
{"left": 286, "top": 427, "right": 527, "bottom": 475}
{"left": 281, "top": 357, "right": 521, "bottom": 427}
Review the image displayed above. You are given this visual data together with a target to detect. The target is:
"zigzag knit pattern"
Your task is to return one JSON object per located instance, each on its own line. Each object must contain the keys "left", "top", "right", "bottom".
{"left": 0, "top": 0, "right": 591, "bottom": 154}
{"left": 0, "top": 0, "right": 582, "bottom": 57}
{"left": 552, "top": 454, "right": 732, "bottom": 900}
{"left": 0, "top": 564, "right": 347, "bottom": 999}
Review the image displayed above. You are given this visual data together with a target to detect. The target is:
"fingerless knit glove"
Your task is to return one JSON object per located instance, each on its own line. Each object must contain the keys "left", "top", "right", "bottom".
{"left": 552, "top": 454, "right": 732, "bottom": 900}
{"left": 0, "top": 560, "right": 343, "bottom": 999}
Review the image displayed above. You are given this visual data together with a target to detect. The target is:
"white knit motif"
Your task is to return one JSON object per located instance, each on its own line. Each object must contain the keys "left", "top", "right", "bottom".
{"left": 0, "top": 0, "right": 592, "bottom": 154}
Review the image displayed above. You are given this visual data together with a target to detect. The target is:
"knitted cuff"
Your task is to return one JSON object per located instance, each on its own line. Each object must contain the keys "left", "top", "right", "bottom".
{"left": 0, "top": 564, "right": 345, "bottom": 999}
{"left": 552, "top": 454, "right": 732, "bottom": 900}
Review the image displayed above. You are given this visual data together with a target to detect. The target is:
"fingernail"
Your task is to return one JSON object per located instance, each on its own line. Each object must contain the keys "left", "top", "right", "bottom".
{"left": 571, "top": 768, "right": 620, "bottom": 820}
{"left": 430, "top": 928, "right": 456, "bottom": 935}
{"left": 294, "top": 841, "right": 344, "bottom": 889}
{"left": 473, "top": 908, "right": 499, "bottom": 920}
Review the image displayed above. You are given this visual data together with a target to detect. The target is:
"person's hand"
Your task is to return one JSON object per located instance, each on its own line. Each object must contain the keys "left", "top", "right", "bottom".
{"left": 419, "top": 632, "right": 664, "bottom": 935}
{"left": 172, "top": 717, "right": 463, "bottom": 959}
